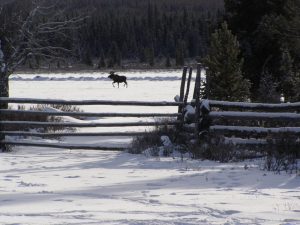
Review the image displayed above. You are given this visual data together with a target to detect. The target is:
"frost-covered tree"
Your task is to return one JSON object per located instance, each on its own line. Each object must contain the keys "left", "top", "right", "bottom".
{"left": 203, "top": 22, "right": 250, "bottom": 101}
{"left": 0, "top": 1, "right": 85, "bottom": 109}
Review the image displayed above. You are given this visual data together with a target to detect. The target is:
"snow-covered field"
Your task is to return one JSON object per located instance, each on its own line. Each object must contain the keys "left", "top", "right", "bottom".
{"left": 1, "top": 71, "right": 300, "bottom": 225}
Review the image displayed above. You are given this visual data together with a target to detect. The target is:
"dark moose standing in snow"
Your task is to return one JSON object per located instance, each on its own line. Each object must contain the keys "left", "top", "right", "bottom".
{"left": 108, "top": 71, "right": 128, "bottom": 88}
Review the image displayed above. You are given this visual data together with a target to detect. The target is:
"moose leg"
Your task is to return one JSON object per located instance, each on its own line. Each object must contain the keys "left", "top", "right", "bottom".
{"left": 112, "top": 82, "right": 115, "bottom": 87}
{"left": 118, "top": 82, "right": 120, "bottom": 88}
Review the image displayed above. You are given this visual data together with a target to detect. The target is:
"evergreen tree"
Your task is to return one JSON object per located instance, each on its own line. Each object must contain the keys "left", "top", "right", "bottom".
{"left": 97, "top": 51, "right": 106, "bottom": 69}
{"left": 203, "top": 22, "right": 250, "bottom": 101}
{"left": 165, "top": 55, "right": 171, "bottom": 67}
{"left": 279, "top": 49, "right": 300, "bottom": 102}
{"left": 257, "top": 70, "right": 280, "bottom": 103}
{"left": 224, "top": 0, "right": 299, "bottom": 97}
{"left": 83, "top": 47, "right": 93, "bottom": 66}
{"left": 175, "top": 41, "right": 185, "bottom": 66}
{"left": 107, "top": 42, "right": 122, "bottom": 67}
{"left": 145, "top": 45, "right": 155, "bottom": 67}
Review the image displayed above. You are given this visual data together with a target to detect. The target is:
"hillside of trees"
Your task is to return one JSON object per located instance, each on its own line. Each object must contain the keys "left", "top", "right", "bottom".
{"left": 0, "top": 0, "right": 224, "bottom": 69}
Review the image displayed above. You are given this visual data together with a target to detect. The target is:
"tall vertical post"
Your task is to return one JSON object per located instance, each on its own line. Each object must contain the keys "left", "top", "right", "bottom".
{"left": 0, "top": 112, "right": 4, "bottom": 152}
{"left": 194, "top": 63, "right": 202, "bottom": 142}
{"left": 183, "top": 67, "right": 193, "bottom": 104}
{"left": 0, "top": 40, "right": 7, "bottom": 152}
{"left": 178, "top": 66, "right": 187, "bottom": 117}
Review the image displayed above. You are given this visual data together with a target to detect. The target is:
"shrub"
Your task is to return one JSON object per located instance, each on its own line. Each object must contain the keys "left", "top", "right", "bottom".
{"left": 264, "top": 134, "right": 299, "bottom": 173}
{"left": 189, "top": 134, "right": 238, "bottom": 162}
{"left": 128, "top": 118, "right": 185, "bottom": 155}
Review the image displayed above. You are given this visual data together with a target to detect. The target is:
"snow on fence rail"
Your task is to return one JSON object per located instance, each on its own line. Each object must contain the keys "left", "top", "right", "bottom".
{"left": 0, "top": 97, "right": 184, "bottom": 106}
{"left": 0, "top": 121, "right": 181, "bottom": 128}
{"left": 209, "top": 100, "right": 300, "bottom": 111}
{"left": 0, "top": 99, "right": 183, "bottom": 150}
{"left": 1, "top": 140, "right": 125, "bottom": 151}
{"left": 198, "top": 100, "right": 300, "bottom": 145}
{"left": 0, "top": 109, "right": 181, "bottom": 118}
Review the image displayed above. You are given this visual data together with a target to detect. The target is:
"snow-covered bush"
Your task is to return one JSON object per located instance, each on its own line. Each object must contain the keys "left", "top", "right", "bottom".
{"left": 129, "top": 119, "right": 186, "bottom": 155}
{"left": 188, "top": 134, "right": 236, "bottom": 162}
{"left": 264, "top": 134, "right": 299, "bottom": 173}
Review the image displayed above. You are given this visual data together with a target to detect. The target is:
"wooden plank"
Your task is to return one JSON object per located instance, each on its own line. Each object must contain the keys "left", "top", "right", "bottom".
{"left": 224, "top": 137, "right": 267, "bottom": 146}
{"left": 210, "top": 125, "right": 300, "bottom": 135}
{"left": 0, "top": 97, "right": 183, "bottom": 106}
{"left": 209, "top": 100, "right": 300, "bottom": 111}
{"left": 2, "top": 141, "right": 126, "bottom": 151}
{"left": 194, "top": 64, "right": 202, "bottom": 140}
{"left": 209, "top": 111, "right": 300, "bottom": 121}
{"left": 183, "top": 67, "right": 193, "bottom": 104}
{"left": 2, "top": 131, "right": 150, "bottom": 137}
{"left": 0, "top": 121, "right": 180, "bottom": 128}
{"left": 178, "top": 66, "right": 187, "bottom": 112}
{"left": 177, "top": 67, "right": 187, "bottom": 124}
{"left": 0, "top": 109, "right": 181, "bottom": 118}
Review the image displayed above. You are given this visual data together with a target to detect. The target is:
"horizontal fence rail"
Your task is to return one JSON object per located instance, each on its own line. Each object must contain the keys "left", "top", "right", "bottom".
{"left": 2, "top": 141, "right": 126, "bottom": 151}
{"left": 209, "top": 111, "right": 300, "bottom": 122}
{"left": 210, "top": 125, "right": 300, "bottom": 135}
{"left": 0, "top": 121, "right": 180, "bottom": 127}
{"left": 2, "top": 131, "right": 151, "bottom": 137}
{"left": 0, "top": 97, "right": 184, "bottom": 106}
{"left": 209, "top": 100, "right": 300, "bottom": 111}
{"left": 0, "top": 109, "right": 181, "bottom": 118}
{"left": 198, "top": 99, "right": 300, "bottom": 147}
{"left": 0, "top": 96, "right": 185, "bottom": 151}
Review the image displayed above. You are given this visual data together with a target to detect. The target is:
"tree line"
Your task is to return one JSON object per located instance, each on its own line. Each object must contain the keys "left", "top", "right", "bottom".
{"left": 204, "top": 0, "right": 300, "bottom": 102}
{"left": 0, "top": 0, "right": 224, "bottom": 69}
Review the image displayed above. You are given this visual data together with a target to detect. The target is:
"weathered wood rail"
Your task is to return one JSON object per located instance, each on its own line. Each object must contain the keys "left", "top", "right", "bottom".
{"left": 197, "top": 100, "right": 300, "bottom": 146}
{"left": 0, "top": 99, "right": 184, "bottom": 151}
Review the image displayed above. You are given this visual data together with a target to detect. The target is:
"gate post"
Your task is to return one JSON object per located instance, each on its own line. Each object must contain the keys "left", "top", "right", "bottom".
{"left": 0, "top": 108, "right": 6, "bottom": 152}
{"left": 194, "top": 63, "right": 202, "bottom": 142}
{"left": 178, "top": 66, "right": 187, "bottom": 120}
{"left": 184, "top": 67, "right": 193, "bottom": 104}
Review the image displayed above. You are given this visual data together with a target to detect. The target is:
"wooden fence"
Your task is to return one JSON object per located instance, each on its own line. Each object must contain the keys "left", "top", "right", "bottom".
{"left": 196, "top": 100, "right": 300, "bottom": 146}
{"left": 2, "top": 64, "right": 299, "bottom": 152}
{"left": 0, "top": 65, "right": 203, "bottom": 151}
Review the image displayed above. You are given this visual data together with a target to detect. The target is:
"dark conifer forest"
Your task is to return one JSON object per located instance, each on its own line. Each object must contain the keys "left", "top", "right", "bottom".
{"left": 1, "top": 0, "right": 299, "bottom": 101}
{"left": 0, "top": 0, "right": 224, "bottom": 68}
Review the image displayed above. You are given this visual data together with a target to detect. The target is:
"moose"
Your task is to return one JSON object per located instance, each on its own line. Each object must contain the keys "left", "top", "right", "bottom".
{"left": 108, "top": 71, "right": 128, "bottom": 88}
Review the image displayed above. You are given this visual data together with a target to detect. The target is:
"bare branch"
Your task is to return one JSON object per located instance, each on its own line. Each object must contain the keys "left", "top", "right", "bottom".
{"left": 4, "top": 1, "right": 87, "bottom": 73}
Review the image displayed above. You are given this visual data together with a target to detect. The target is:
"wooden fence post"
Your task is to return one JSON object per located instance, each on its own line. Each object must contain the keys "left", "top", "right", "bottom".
{"left": 194, "top": 63, "right": 202, "bottom": 142}
{"left": 178, "top": 66, "right": 187, "bottom": 118}
{"left": 184, "top": 67, "right": 193, "bottom": 104}
{"left": 0, "top": 113, "right": 5, "bottom": 152}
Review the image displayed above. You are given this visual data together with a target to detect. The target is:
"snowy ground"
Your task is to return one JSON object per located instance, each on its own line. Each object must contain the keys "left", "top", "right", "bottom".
{"left": 1, "top": 148, "right": 299, "bottom": 225}
{"left": 1, "top": 71, "right": 300, "bottom": 224}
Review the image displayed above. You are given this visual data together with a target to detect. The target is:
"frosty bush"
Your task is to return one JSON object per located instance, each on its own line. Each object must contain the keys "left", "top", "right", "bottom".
{"left": 129, "top": 118, "right": 185, "bottom": 155}
{"left": 264, "top": 134, "right": 299, "bottom": 173}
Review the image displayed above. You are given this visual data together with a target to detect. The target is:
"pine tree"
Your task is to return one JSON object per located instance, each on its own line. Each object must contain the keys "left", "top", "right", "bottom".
{"left": 145, "top": 45, "right": 155, "bottom": 67}
{"left": 175, "top": 41, "right": 185, "bottom": 66}
{"left": 165, "top": 55, "right": 171, "bottom": 67}
{"left": 107, "top": 42, "right": 122, "bottom": 67}
{"left": 279, "top": 49, "right": 300, "bottom": 102}
{"left": 258, "top": 70, "right": 280, "bottom": 103}
{"left": 97, "top": 51, "right": 106, "bottom": 69}
{"left": 203, "top": 22, "right": 250, "bottom": 101}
